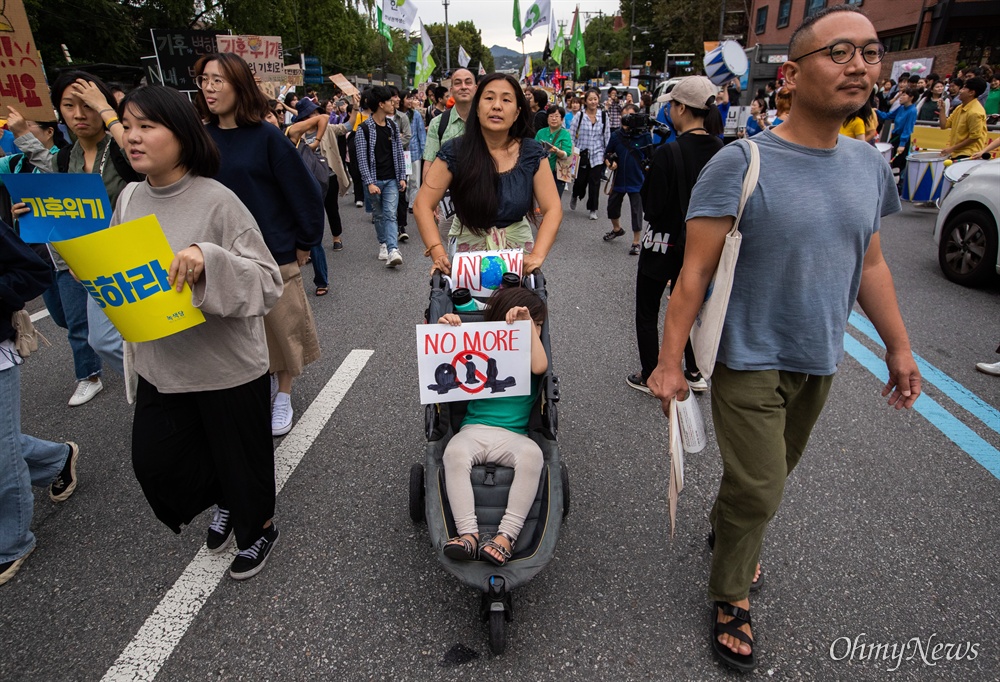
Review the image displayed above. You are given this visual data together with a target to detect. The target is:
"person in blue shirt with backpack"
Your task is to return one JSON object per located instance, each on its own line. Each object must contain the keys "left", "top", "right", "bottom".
{"left": 602, "top": 104, "right": 652, "bottom": 255}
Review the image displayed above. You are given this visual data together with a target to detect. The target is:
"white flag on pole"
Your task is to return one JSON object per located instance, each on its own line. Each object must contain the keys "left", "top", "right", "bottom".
{"left": 382, "top": 0, "right": 418, "bottom": 31}
{"left": 520, "top": 0, "right": 552, "bottom": 39}
{"left": 458, "top": 45, "right": 471, "bottom": 68}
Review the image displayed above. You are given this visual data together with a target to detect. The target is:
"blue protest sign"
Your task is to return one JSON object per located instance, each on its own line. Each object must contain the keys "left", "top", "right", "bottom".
{"left": 2, "top": 173, "right": 112, "bottom": 243}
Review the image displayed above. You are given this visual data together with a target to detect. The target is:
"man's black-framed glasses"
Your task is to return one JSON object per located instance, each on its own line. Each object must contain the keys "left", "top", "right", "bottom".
{"left": 791, "top": 41, "right": 885, "bottom": 65}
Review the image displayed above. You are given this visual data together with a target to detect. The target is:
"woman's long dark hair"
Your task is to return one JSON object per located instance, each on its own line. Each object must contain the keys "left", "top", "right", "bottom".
{"left": 844, "top": 99, "right": 874, "bottom": 129}
{"left": 120, "top": 86, "right": 220, "bottom": 178}
{"left": 451, "top": 73, "right": 534, "bottom": 235}
{"left": 50, "top": 70, "right": 118, "bottom": 126}
{"left": 192, "top": 53, "right": 270, "bottom": 127}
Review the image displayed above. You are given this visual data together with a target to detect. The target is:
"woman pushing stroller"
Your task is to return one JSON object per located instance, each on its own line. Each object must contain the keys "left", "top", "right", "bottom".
{"left": 413, "top": 73, "right": 562, "bottom": 274}
{"left": 435, "top": 286, "right": 549, "bottom": 566}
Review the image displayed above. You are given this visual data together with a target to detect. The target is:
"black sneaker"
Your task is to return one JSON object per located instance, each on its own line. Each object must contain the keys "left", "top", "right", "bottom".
{"left": 626, "top": 373, "right": 653, "bottom": 396}
{"left": 206, "top": 507, "right": 234, "bottom": 554}
{"left": 398, "top": 230, "right": 409, "bottom": 242}
{"left": 229, "top": 525, "right": 279, "bottom": 580}
{"left": 684, "top": 369, "right": 709, "bottom": 392}
{"left": 0, "top": 547, "right": 33, "bottom": 586}
{"left": 49, "top": 442, "right": 79, "bottom": 502}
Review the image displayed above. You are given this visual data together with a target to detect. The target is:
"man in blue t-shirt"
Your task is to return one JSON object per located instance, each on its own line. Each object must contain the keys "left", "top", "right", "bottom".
{"left": 647, "top": 5, "right": 921, "bottom": 672}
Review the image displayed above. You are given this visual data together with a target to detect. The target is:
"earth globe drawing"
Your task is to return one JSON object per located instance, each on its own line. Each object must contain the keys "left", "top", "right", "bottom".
{"left": 480, "top": 255, "right": 509, "bottom": 290}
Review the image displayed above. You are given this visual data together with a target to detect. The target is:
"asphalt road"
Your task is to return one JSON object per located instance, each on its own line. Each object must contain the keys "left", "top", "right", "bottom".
{"left": 2, "top": 192, "right": 998, "bottom": 682}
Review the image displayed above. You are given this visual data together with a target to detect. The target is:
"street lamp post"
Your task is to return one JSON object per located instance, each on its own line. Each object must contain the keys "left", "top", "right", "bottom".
{"left": 443, "top": 0, "right": 451, "bottom": 72}
{"left": 628, "top": 0, "right": 636, "bottom": 68}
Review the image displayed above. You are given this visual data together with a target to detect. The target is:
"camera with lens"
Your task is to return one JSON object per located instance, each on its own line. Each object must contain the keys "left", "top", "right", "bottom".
{"left": 621, "top": 112, "right": 651, "bottom": 133}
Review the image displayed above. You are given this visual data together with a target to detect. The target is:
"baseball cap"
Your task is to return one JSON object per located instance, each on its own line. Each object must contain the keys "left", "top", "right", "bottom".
{"left": 665, "top": 76, "right": 719, "bottom": 109}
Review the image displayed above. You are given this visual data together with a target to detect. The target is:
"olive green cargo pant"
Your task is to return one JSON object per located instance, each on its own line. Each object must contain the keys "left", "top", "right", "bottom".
{"left": 707, "top": 363, "right": 834, "bottom": 602}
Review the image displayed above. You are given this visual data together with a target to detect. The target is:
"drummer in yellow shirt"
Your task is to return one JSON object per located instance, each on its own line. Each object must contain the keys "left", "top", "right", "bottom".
{"left": 938, "top": 76, "right": 989, "bottom": 159}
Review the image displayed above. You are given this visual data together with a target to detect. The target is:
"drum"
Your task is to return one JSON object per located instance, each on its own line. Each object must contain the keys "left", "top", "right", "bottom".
{"left": 875, "top": 142, "right": 892, "bottom": 163}
{"left": 902, "top": 152, "right": 946, "bottom": 202}
{"left": 940, "top": 159, "right": 987, "bottom": 201}
{"left": 704, "top": 41, "right": 749, "bottom": 86}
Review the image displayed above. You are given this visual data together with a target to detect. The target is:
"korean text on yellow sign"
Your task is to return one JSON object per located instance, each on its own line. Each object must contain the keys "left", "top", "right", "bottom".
{"left": 50, "top": 215, "right": 206, "bottom": 343}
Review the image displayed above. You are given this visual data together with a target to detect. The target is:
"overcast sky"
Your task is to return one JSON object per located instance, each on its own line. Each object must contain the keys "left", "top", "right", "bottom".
{"left": 409, "top": 0, "right": 623, "bottom": 54}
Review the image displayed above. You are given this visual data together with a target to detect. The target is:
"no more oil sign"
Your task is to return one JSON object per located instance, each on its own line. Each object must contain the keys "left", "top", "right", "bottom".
{"left": 416, "top": 321, "right": 532, "bottom": 405}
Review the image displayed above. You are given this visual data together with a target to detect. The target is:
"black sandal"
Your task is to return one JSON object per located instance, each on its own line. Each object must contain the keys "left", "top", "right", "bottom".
{"left": 602, "top": 229, "right": 626, "bottom": 241}
{"left": 480, "top": 533, "right": 514, "bottom": 567}
{"left": 708, "top": 530, "right": 764, "bottom": 592}
{"left": 443, "top": 534, "right": 478, "bottom": 561}
{"left": 711, "top": 601, "right": 757, "bottom": 671}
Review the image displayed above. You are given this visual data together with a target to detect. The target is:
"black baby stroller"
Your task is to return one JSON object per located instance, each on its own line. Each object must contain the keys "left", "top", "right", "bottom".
{"left": 408, "top": 270, "right": 568, "bottom": 654}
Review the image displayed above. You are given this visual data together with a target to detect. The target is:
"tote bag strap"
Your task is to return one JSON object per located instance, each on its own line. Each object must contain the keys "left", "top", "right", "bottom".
{"left": 730, "top": 139, "right": 760, "bottom": 237}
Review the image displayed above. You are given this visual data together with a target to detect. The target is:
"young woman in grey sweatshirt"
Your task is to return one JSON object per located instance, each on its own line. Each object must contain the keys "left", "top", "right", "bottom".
{"left": 117, "top": 86, "right": 285, "bottom": 581}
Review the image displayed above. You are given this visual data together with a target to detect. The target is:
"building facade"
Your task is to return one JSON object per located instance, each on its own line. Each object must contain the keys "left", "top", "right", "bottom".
{"left": 747, "top": 0, "right": 999, "bottom": 68}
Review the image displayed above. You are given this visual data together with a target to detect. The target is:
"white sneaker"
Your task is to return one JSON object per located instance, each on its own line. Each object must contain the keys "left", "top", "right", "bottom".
{"left": 589, "top": 211, "right": 598, "bottom": 220}
{"left": 355, "top": 200, "right": 364, "bottom": 208}
{"left": 685, "top": 371, "right": 709, "bottom": 392}
{"left": 386, "top": 249, "right": 403, "bottom": 268}
{"left": 272, "top": 393, "right": 293, "bottom": 436}
{"left": 269, "top": 374, "right": 279, "bottom": 404}
{"left": 570, "top": 196, "right": 577, "bottom": 210}
{"left": 68, "top": 378, "right": 103, "bottom": 406}
{"left": 975, "top": 360, "right": 1000, "bottom": 376}
{"left": 378, "top": 243, "right": 388, "bottom": 261}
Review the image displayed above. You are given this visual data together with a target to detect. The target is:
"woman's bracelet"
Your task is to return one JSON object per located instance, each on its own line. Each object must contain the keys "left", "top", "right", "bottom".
{"left": 104, "top": 117, "right": 121, "bottom": 128}
{"left": 424, "top": 243, "right": 444, "bottom": 257}
{"left": 99, "top": 108, "right": 114, "bottom": 115}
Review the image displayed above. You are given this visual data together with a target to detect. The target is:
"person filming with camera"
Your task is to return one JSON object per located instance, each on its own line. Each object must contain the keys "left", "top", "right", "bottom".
{"left": 601, "top": 104, "right": 652, "bottom": 254}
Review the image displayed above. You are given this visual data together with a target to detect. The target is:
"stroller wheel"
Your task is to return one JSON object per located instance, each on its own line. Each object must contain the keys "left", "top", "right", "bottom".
{"left": 408, "top": 463, "right": 425, "bottom": 523}
{"left": 560, "top": 462, "right": 570, "bottom": 519}
{"left": 488, "top": 609, "right": 507, "bottom": 655}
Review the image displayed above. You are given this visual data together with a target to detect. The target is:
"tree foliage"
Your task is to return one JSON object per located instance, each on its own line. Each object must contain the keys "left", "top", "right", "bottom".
{"left": 26, "top": 0, "right": 414, "bottom": 83}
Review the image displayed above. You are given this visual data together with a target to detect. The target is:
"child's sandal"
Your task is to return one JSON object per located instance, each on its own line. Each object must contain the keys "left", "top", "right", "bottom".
{"left": 443, "top": 534, "right": 479, "bottom": 561}
{"left": 480, "top": 533, "right": 515, "bottom": 567}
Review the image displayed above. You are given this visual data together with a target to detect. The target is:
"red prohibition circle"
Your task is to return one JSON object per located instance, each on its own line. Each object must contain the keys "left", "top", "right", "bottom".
{"left": 452, "top": 349, "right": 491, "bottom": 393}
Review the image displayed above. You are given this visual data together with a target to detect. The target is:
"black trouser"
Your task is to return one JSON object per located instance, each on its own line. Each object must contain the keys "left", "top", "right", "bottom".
{"left": 608, "top": 191, "right": 643, "bottom": 233}
{"left": 572, "top": 157, "right": 604, "bottom": 211}
{"left": 635, "top": 268, "right": 697, "bottom": 382}
{"left": 348, "top": 155, "right": 364, "bottom": 203}
{"left": 131, "top": 373, "right": 275, "bottom": 551}
{"left": 324, "top": 186, "right": 343, "bottom": 238}
{"left": 397, "top": 185, "right": 408, "bottom": 231}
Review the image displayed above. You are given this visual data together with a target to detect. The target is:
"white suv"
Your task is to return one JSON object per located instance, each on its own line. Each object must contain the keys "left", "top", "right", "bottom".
{"left": 933, "top": 159, "right": 999, "bottom": 287}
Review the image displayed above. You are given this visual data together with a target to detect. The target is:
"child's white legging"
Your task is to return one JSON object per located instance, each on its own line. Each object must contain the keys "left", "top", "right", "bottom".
{"left": 443, "top": 424, "right": 544, "bottom": 543}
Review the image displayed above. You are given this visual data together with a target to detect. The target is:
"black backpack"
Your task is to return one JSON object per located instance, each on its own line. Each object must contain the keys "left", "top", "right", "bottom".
{"left": 56, "top": 139, "right": 144, "bottom": 183}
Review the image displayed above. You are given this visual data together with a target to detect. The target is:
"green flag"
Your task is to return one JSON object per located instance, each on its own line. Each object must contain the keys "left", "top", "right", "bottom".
{"left": 551, "top": 25, "right": 565, "bottom": 64}
{"left": 569, "top": 6, "right": 585, "bottom": 77}
{"left": 513, "top": 0, "right": 523, "bottom": 41}
{"left": 377, "top": 5, "right": 394, "bottom": 51}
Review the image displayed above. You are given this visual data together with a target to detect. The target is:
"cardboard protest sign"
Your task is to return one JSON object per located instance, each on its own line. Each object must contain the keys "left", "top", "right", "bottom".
{"left": 416, "top": 321, "right": 532, "bottom": 405}
{"left": 329, "top": 73, "right": 358, "bottom": 97}
{"left": 215, "top": 35, "right": 284, "bottom": 82}
{"left": 0, "top": 0, "right": 55, "bottom": 120}
{"left": 2, "top": 173, "right": 110, "bottom": 243}
{"left": 51, "top": 215, "right": 206, "bottom": 342}
{"left": 451, "top": 249, "right": 523, "bottom": 298}
{"left": 150, "top": 29, "right": 223, "bottom": 91}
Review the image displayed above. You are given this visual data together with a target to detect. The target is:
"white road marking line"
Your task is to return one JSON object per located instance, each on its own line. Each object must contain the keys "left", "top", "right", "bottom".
{"left": 101, "top": 349, "right": 375, "bottom": 682}
{"left": 30, "top": 308, "right": 50, "bottom": 322}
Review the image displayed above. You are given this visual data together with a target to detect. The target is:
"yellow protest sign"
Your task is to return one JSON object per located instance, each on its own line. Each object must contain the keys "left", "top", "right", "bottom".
{"left": 50, "top": 215, "right": 206, "bottom": 343}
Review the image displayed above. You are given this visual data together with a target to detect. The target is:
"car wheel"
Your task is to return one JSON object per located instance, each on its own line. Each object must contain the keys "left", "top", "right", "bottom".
{"left": 938, "top": 208, "right": 999, "bottom": 287}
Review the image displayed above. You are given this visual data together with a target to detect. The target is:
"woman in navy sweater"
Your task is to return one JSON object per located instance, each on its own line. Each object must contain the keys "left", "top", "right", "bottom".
{"left": 193, "top": 53, "right": 324, "bottom": 438}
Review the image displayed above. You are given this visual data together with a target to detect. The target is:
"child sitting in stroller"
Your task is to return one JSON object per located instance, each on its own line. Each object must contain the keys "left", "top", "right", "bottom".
{"left": 437, "top": 286, "right": 549, "bottom": 566}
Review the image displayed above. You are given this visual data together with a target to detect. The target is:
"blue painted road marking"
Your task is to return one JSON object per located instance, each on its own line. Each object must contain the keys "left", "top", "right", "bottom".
{"left": 848, "top": 311, "right": 1000, "bottom": 438}
{"left": 842, "top": 332, "right": 1000, "bottom": 480}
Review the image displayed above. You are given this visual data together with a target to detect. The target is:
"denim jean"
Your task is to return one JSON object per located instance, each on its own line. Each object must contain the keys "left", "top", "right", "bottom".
{"left": 370, "top": 180, "right": 399, "bottom": 251}
{"left": 86, "top": 295, "right": 124, "bottom": 377}
{"left": 0, "top": 363, "right": 71, "bottom": 563}
{"left": 42, "top": 269, "right": 101, "bottom": 381}
{"left": 310, "top": 245, "right": 328, "bottom": 288}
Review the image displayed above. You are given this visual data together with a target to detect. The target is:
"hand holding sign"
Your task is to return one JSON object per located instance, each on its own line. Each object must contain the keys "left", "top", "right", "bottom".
{"left": 168, "top": 245, "right": 205, "bottom": 292}
{"left": 6, "top": 105, "right": 27, "bottom": 137}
